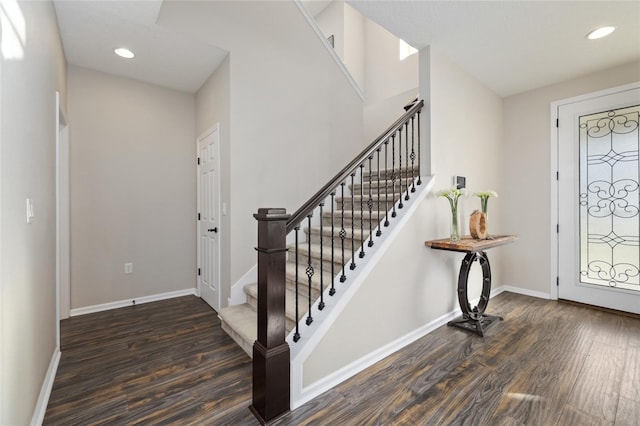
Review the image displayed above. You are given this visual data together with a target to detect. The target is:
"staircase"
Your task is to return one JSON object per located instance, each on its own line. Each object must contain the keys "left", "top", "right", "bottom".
{"left": 218, "top": 171, "right": 417, "bottom": 357}
{"left": 234, "top": 100, "right": 423, "bottom": 424}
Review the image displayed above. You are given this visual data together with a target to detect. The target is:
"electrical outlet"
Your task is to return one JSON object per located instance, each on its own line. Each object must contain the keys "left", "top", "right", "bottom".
{"left": 124, "top": 263, "right": 133, "bottom": 274}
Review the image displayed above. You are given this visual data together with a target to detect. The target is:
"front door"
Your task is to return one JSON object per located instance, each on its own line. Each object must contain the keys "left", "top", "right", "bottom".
{"left": 558, "top": 84, "right": 640, "bottom": 314}
{"left": 197, "top": 125, "right": 220, "bottom": 312}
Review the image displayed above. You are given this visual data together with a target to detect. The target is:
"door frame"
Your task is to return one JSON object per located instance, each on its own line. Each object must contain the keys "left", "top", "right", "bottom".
{"left": 56, "top": 91, "right": 70, "bottom": 348}
{"left": 196, "top": 124, "right": 221, "bottom": 310}
{"left": 550, "top": 81, "right": 640, "bottom": 300}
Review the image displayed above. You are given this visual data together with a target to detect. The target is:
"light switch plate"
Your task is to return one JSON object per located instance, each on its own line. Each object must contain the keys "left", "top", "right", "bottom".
{"left": 26, "top": 198, "right": 34, "bottom": 223}
{"left": 453, "top": 176, "right": 466, "bottom": 189}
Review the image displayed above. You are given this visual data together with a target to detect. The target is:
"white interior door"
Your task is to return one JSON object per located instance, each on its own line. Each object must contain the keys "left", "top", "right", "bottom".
{"left": 197, "top": 125, "right": 221, "bottom": 312}
{"left": 558, "top": 84, "right": 640, "bottom": 314}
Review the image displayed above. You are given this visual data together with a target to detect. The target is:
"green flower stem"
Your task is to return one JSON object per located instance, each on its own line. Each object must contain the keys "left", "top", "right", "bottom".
{"left": 480, "top": 196, "right": 489, "bottom": 214}
{"left": 448, "top": 197, "right": 460, "bottom": 241}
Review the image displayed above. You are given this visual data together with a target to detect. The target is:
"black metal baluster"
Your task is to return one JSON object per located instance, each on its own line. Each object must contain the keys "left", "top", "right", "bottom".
{"left": 376, "top": 148, "right": 382, "bottom": 237}
{"left": 411, "top": 116, "right": 416, "bottom": 193}
{"left": 350, "top": 173, "right": 356, "bottom": 270}
{"left": 391, "top": 134, "right": 397, "bottom": 218}
{"left": 384, "top": 140, "right": 390, "bottom": 227}
{"left": 405, "top": 121, "right": 410, "bottom": 201}
{"left": 330, "top": 191, "right": 336, "bottom": 295}
{"left": 318, "top": 203, "right": 325, "bottom": 310}
{"left": 398, "top": 127, "right": 404, "bottom": 209}
{"left": 367, "top": 156, "right": 374, "bottom": 247}
{"left": 417, "top": 111, "right": 422, "bottom": 186}
{"left": 306, "top": 214, "right": 314, "bottom": 325}
{"left": 359, "top": 164, "right": 365, "bottom": 258}
{"left": 293, "top": 226, "right": 300, "bottom": 342}
{"left": 339, "top": 182, "right": 347, "bottom": 283}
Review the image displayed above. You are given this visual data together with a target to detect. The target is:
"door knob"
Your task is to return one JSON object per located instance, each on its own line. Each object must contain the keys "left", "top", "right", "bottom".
{"left": 208, "top": 227, "right": 218, "bottom": 233}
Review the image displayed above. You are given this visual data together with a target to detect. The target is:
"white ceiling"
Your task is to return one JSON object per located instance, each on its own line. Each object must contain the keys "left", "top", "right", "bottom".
{"left": 53, "top": 1, "right": 640, "bottom": 97}
{"left": 348, "top": 0, "right": 640, "bottom": 97}
{"left": 53, "top": 0, "right": 228, "bottom": 93}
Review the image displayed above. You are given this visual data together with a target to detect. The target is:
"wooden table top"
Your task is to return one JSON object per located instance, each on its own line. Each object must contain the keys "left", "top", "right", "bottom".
{"left": 425, "top": 235, "right": 518, "bottom": 253}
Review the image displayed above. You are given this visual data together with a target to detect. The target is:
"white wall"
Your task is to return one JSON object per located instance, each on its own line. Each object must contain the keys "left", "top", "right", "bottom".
{"left": 68, "top": 66, "right": 196, "bottom": 309}
{"left": 314, "top": 1, "right": 365, "bottom": 91}
{"left": 315, "top": 1, "right": 344, "bottom": 60}
{"left": 302, "top": 46, "right": 504, "bottom": 389}
{"left": 427, "top": 46, "right": 504, "bottom": 298}
{"left": 502, "top": 60, "right": 640, "bottom": 295}
{"left": 342, "top": 3, "right": 364, "bottom": 91}
{"left": 196, "top": 54, "right": 231, "bottom": 305}
{"left": 159, "top": 1, "right": 364, "bottom": 294}
{"left": 0, "top": 1, "right": 67, "bottom": 423}
{"left": 363, "top": 18, "right": 418, "bottom": 105}
{"left": 303, "top": 1, "right": 419, "bottom": 147}
{"left": 363, "top": 87, "right": 419, "bottom": 145}
{"left": 362, "top": 16, "right": 418, "bottom": 146}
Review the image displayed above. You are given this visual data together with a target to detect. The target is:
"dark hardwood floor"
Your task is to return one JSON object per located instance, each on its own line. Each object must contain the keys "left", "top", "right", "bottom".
{"left": 44, "top": 292, "right": 640, "bottom": 425}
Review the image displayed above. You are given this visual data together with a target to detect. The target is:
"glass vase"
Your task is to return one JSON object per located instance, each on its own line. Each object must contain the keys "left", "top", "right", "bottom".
{"left": 450, "top": 205, "right": 460, "bottom": 242}
{"left": 480, "top": 198, "right": 489, "bottom": 235}
{"left": 480, "top": 197, "right": 489, "bottom": 215}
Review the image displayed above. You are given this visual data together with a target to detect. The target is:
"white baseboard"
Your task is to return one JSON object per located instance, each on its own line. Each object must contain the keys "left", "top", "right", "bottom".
{"left": 291, "top": 310, "right": 459, "bottom": 410}
{"left": 292, "top": 281, "right": 506, "bottom": 409}
{"left": 70, "top": 288, "right": 197, "bottom": 317}
{"left": 31, "top": 347, "right": 61, "bottom": 426}
{"left": 503, "top": 285, "right": 551, "bottom": 300}
{"left": 489, "top": 285, "right": 505, "bottom": 298}
{"left": 293, "top": 308, "right": 459, "bottom": 409}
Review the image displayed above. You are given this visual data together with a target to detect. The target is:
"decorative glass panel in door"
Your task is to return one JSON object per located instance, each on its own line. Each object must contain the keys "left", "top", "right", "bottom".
{"left": 579, "top": 105, "right": 639, "bottom": 292}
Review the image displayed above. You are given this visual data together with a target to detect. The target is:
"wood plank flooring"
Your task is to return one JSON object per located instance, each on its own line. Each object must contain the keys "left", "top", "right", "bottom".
{"left": 44, "top": 293, "right": 640, "bottom": 425}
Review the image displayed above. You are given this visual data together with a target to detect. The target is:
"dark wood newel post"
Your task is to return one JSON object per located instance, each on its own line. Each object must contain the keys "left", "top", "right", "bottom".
{"left": 249, "top": 208, "right": 291, "bottom": 425}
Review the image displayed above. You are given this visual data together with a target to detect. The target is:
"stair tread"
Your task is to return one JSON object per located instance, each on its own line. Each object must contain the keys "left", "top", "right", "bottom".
{"left": 358, "top": 176, "right": 416, "bottom": 183}
{"left": 335, "top": 193, "right": 403, "bottom": 202}
{"left": 288, "top": 242, "right": 354, "bottom": 262}
{"left": 218, "top": 303, "right": 256, "bottom": 345}
{"left": 286, "top": 260, "right": 340, "bottom": 289}
{"left": 362, "top": 166, "right": 417, "bottom": 176}
{"left": 331, "top": 207, "right": 389, "bottom": 214}
{"left": 351, "top": 178, "right": 416, "bottom": 188}
{"left": 245, "top": 283, "right": 312, "bottom": 324}
{"left": 306, "top": 225, "right": 368, "bottom": 237}
{"left": 322, "top": 210, "right": 389, "bottom": 219}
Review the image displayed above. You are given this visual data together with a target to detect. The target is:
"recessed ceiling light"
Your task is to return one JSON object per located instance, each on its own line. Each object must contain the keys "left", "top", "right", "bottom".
{"left": 114, "top": 47, "right": 135, "bottom": 59}
{"left": 586, "top": 26, "right": 616, "bottom": 40}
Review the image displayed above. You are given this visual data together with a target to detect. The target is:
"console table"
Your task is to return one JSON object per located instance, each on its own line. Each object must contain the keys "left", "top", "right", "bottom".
{"left": 425, "top": 235, "right": 518, "bottom": 337}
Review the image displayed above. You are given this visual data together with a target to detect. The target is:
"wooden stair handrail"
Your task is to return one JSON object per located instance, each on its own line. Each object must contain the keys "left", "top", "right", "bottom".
{"left": 286, "top": 99, "right": 424, "bottom": 233}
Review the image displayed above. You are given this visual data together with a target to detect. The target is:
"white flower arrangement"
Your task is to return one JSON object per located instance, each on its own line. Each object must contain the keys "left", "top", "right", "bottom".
{"left": 436, "top": 186, "right": 464, "bottom": 241}
{"left": 473, "top": 190, "right": 498, "bottom": 214}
